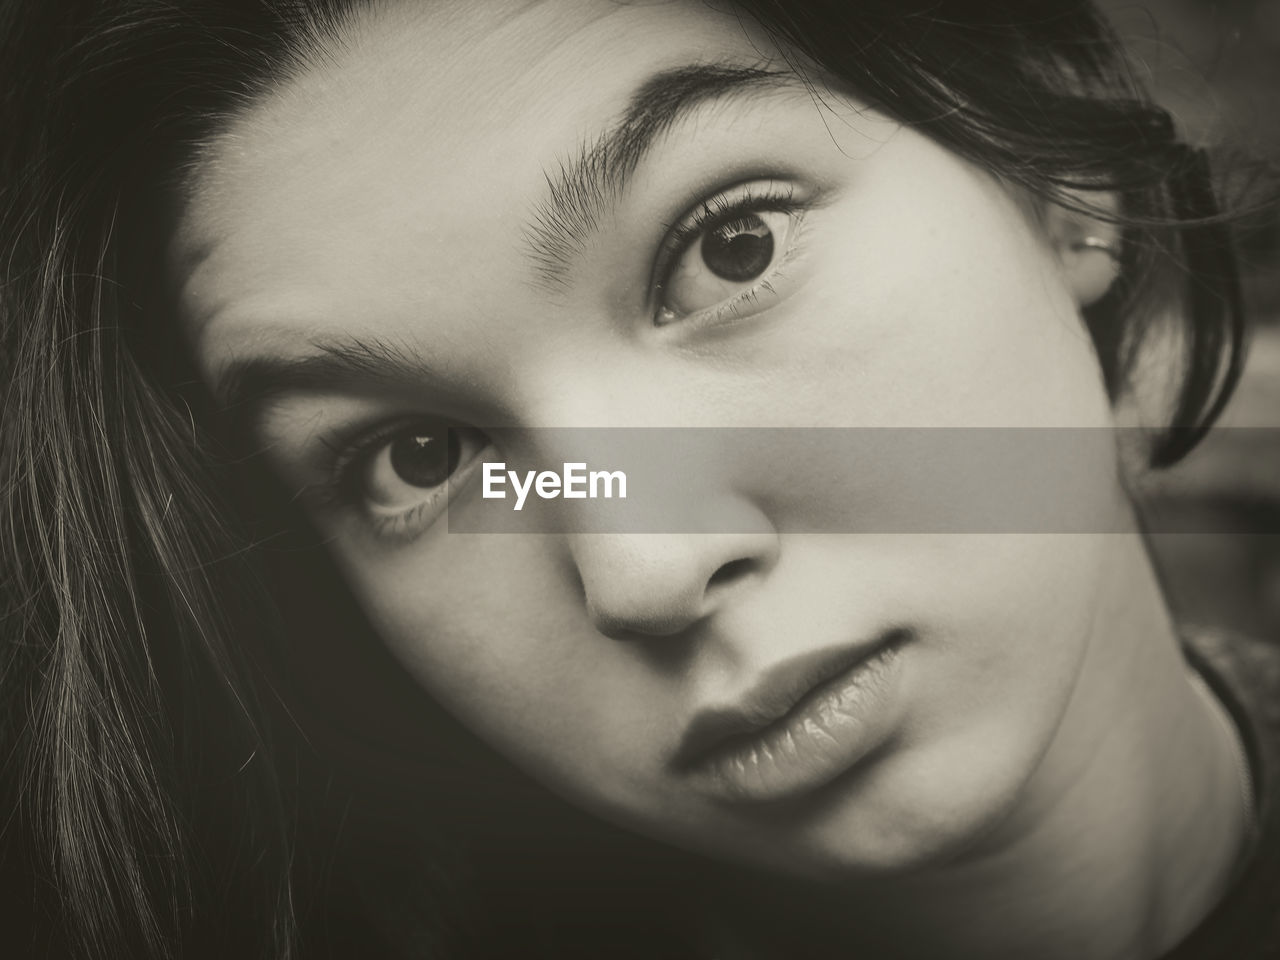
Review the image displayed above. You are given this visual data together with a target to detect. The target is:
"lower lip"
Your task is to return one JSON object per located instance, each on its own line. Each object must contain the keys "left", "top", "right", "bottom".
{"left": 692, "top": 637, "right": 908, "bottom": 804}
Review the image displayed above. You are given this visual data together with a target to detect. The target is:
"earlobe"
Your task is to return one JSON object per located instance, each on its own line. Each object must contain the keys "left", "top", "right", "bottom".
{"left": 1043, "top": 195, "right": 1123, "bottom": 307}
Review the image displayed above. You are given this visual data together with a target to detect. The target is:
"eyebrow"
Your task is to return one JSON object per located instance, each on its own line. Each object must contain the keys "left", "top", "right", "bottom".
{"left": 523, "top": 61, "right": 804, "bottom": 291}
{"left": 218, "top": 334, "right": 439, "bottom": 434}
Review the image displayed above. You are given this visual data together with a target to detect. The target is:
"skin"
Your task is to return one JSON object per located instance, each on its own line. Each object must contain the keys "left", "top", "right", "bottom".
{"left": 172, "top": 1, "right": 1249, "bottom": 956}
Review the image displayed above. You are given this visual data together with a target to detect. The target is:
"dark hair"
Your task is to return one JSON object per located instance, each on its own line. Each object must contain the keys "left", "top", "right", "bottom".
{"left": 0, "top": 1, "right": 1251, "bottom": 957}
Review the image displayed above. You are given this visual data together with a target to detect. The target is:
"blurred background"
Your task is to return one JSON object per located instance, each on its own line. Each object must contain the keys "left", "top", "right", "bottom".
{"left": 1100, "top": 0, "right": 1280, "bottom": 638}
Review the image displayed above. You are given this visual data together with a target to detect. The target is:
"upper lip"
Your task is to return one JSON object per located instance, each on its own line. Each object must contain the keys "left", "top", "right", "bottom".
{"left": 670, "top": 629, "right": 902, "bottom": 771}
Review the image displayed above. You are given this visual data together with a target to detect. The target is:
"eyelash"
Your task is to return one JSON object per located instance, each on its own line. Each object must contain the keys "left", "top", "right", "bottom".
{"left": 311, "top": 419, "right": 459, "bottom": 540}
{"left": 653, "top": 179, "right": 807, "bottom": 325}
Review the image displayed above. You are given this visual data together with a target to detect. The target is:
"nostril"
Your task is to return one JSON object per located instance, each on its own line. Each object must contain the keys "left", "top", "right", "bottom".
{"left": 707, "top": 557, "right": 757, "bottom": 589}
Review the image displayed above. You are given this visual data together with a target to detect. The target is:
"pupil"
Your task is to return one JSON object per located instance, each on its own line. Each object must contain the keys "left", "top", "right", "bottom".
{"left": 701, "top": 214, "right": 773, "bottom": 282}
{"left": 389, "top": 429, "right": 460, "bottom": 488}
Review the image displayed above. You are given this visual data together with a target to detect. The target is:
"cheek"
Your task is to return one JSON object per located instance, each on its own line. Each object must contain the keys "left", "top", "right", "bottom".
{"left": 912, "top": 534, "right": 1109, "bottom": 703}
{"left": 910, "top": 533, "right": 1109, "bottom": 798}
{"left": 782, "top": 145, "right": 1111, "bottom": 433}
{"left": 321, "top": 533, "right": 675, "bottom": 807}
{"left": 327, "top": 535, "right": 582, "bottom": 741}
{"left": 735, "top": 149, "right": 1121, "bottom": 540}
{"left": 781, "top": 533, "right": 1112, "bottom": 870}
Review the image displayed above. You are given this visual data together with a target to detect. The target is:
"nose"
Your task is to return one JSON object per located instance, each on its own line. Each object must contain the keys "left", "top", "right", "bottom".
{"left": 569, "top": 523, "right": 778, "bottom": 640}
{"left": 511, "top": 372, "right": 779, "bottom": 639}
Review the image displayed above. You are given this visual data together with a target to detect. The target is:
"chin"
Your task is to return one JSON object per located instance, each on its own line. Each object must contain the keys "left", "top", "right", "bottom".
{"left": 746, "top": 739, "right": 1038, "bottom": 881}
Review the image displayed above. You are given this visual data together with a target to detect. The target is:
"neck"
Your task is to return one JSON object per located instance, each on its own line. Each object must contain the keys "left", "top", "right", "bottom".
{"left": 720, "top": 526, "right": 1249, "bottom": 960}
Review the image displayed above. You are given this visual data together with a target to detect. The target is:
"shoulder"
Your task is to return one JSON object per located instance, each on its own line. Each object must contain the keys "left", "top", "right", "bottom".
{"left": 1183, "top": 626, "right": 1280, "bottom": 779}
{"left": 1168, "top": 627, "right": 1280, "bottom": 959}
{"left": 1182, "top": 626, "right": 1280, "bottom": 849}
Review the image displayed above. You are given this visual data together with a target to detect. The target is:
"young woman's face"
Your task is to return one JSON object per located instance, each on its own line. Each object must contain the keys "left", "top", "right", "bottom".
{"left": 175, "top": 0, "right": 1128, "bottom": 877}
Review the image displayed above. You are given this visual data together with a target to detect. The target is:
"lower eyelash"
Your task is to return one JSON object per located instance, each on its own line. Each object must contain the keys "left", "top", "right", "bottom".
{"left": 654, "top": 183, "right": 802, "bottom": 307}
{"left": 360, "top": 438, "right": 492, "bottom": 544}
{"left": 303, "top": 424, "right": 453, "bottom": 541}
{"left": 367, "top": 493, "right": 444, "bottom": 541}
{"left": 317, "top": 420, "right": 411, "bottom": 502}
{"left": 692, "top": 215, "right": 807, "bottom": 327}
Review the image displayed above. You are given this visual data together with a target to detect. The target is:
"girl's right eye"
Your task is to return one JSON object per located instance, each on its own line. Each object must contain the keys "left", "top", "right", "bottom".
{"left": 334, "top": 421, "right": 490, "bottom": 537}
{"left": 657, "top": 207, "right": 799, "bottom": 323}
{"left": 650, "top": 178, "right": 810, "bottom": 329}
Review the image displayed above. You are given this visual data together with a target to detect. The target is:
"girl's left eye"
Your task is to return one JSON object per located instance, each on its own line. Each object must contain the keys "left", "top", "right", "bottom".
{"left": 327, "top": 421, "right": 490, "bottom": 538}
{"left": 656, "top": 195, "right": 803, "bottom": 325}
{"left": 364, "top": 426, "right": 468, "bottom": 508}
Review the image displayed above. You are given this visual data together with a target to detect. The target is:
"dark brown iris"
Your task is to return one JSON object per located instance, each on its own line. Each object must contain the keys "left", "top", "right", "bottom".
{"left": 700, "top": 214, "right": 773, "bottom": 282}
{"left": 388, "top": 428, "right": 460, "bottom": 487}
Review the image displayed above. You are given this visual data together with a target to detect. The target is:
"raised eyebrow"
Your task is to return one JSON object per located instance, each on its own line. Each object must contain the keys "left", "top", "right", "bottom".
{"left": 523, "top": 61, "right": 807, "bottom": 292}
{"left": 216, "top": 335, "right": 438, "bottom": 435}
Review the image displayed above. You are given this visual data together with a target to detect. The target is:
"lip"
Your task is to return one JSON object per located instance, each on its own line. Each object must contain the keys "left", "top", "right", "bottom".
{"left": 672, "top": 629, "right": 909, "bottom": 803}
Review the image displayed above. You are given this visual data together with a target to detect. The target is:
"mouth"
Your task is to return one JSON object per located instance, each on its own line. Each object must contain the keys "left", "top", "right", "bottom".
{"left": 671, "top": 628, "right": 910, "bottom": 803}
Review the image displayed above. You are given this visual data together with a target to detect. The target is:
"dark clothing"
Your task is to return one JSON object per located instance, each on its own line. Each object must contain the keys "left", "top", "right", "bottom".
{"left": 1165, "top": 629, "right": 1280, "bottom": 959}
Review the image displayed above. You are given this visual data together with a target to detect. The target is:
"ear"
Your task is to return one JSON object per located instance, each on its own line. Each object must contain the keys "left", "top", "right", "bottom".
{"left": 1042, "top": 192, "right": 1122, "bottom": 308}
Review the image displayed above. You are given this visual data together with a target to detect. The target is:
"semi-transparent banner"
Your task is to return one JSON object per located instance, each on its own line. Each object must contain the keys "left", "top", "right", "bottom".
{"left": 443, "top": 428, "right": 1280, "bottom": 534}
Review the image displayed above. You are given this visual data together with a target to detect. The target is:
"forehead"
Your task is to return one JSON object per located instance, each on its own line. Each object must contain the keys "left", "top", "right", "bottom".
{"left": 173, "top": 0, "right": 804, "bottom": 369}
